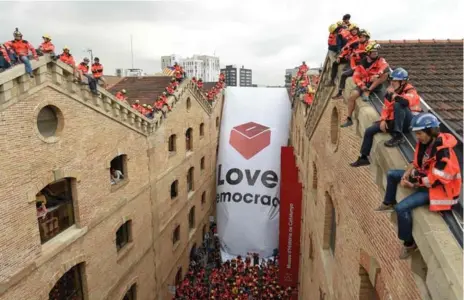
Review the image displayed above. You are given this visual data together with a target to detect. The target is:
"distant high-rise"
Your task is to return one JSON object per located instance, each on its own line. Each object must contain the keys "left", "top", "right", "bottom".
{"left": 160, "top": 54, "right": 220, "bottom": 82}
{"left": 221, "top": 65, "right": 252, "bottom": 87}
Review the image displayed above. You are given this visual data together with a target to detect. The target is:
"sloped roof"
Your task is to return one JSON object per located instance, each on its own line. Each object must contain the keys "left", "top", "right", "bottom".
{"left": 108, "top": 76, "right": 172, "bottom": 106}
{"left": 376, "top": 39, "right": 463, "bottom": 136}
{"left": 104, "top": 75, "right": 125, "bottom": 89}
{"left": 202, "top": 82, "right": 217, "bottom": 91}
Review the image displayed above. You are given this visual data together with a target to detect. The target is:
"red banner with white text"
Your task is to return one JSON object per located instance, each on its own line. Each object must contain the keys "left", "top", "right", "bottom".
{"left": 279, "top": 146, "right": 302, "bottom": 298}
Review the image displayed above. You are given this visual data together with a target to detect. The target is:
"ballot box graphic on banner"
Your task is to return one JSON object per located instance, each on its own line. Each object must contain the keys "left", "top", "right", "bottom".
{"left": 216, "top": 87, "right": 292, "bottom": 259}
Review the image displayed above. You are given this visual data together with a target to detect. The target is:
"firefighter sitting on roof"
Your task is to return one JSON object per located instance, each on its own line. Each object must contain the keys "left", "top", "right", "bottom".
{"left": 304, "top": 86, "right": 315, "bottom": 105}
{"left": 4, "top": 28, "right": 38, "bottom": 78}
{"left": 197, "top": 78, "right": 204, "bottom": 89}
{"left": 58, "top": 46, "right": 75, "bottom": 67}
{"left": 350, "top": 67, "right": 421, "bottom": 167}
{"left": 340, "top": 41, "right": 390, "bottom": 128}
{"left": 115, "top": 89, "right": 127, "bottom": 102}
{"left": 332, "top": 29, "right": 370, "bottom": 100}
{"left": 374, "top": 113, "right": 461, "bottom": 259}
{"left": 328, "top": 23, "right": 359, "bottom": 86}
{"left": 37, "top": 34, "right": 56, "bottom": 59}
{"left": 0, "top": 43, "right": 15, "bottom": 71}
{"left": 91, "top": 57, "right": 107, "bottom": 88}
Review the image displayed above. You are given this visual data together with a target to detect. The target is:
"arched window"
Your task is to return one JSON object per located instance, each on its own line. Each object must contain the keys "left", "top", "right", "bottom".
{"left": 216, "top": 117, "right": 220, "bottom": 129}
{"left": 186, "top": 97, "right": 191, "bottom": 110}
{"left": 185, "top": 128, "right": 193, "bottom": 151}
{"left": 172, "top": 225, "right": 180, "bottom": 245}
{"left": 122, "top": 283, "right": 137, "bottom": 300}
{"left": 168, "top": 134, "right": 177, "bottom": 152}
{"left": 110, "top": 154, "right": 128, "bottom": 185}
{"left": 200, "top": 157, "right": 205, "bottom": 170}
{"left": 330, "top": 107, "right": 340, "bottom": 148}
{"left": 187, "top": 167, "right": 194, "bottom": 192}
{"left": 175, "top": 267, "right": 183, "bottom": 286}
{"left": 49, "top": 263, "right": 85, "bottom": 300}
{"left": 201, "top": 191, "right": 206, "bottom": 206}
{"left": 36, "top": 178, "right": 76, "bottom": 244}
{"left": 359, "top": 265, "right": 379, "bottom": 300}
{"left": 188, "top": 206, "right": 196, "bottom": 230}
{"left": 199, "top": 123, "right": 205, "bottom": 137}
{"left": 116, "top": 220, "right": 132, "bottom": 251}
{"left": 323, "top": 192, "right": 336, "bottom": 254}
{"left": 170, "top": 180, "right": 179, "bottom": 199}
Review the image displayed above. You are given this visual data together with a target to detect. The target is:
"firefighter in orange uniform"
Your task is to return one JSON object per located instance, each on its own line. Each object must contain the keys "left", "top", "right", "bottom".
{"left": 91, "top": 57, "right": 107, "bottom": 88}
{"left": 374, "top": 113, "right": 461, "bottom": 259}
{"left": 350, "top": 67, "right": 421, "bottom": 167}
{"left": 328, "top": 23, "right": 359, "bottom": 86}
{"left": 5, "top": 28, "right": 38, "bottom": 77}
{"left": 197, "top": 78, "right": 204, "bottom": 89}
{"left": 341, "top": 42, "right": 390, "bottom": 127}
{"left": 37, "top": 34, "right": 56, "bottom": 58}
{"left": 115, "top": 89, "right": 127, "bottom": 101}
{"left": 332, "top": 29, "right": 370, "bottom": 99}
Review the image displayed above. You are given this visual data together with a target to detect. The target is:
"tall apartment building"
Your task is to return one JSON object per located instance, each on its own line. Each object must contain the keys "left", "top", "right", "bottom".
{"left": 221, "top": 65, "right": 252, "bottom": 87}
{"left": 161, "top": 54, "right": 182, "bottom": 70}
{"left": 160, "top": 54, "right": 220, "bottom": 82}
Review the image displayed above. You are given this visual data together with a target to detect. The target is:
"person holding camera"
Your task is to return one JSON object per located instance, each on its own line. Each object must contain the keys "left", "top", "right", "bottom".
{"left": 374, "top": 113, "right": 461, "bottom": 259}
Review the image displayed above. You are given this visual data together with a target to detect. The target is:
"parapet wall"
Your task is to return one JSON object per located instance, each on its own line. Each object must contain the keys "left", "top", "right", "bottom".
{"left": 0, "top": 55, "right": 219, "bottom": 137}
{"left": 298, "top": 53, "right": 462, "bottom": 300}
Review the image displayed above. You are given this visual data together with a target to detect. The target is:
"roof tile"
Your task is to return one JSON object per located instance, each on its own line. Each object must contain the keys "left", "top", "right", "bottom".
{"left": 108, "top": 76, "right": 172, "bottom": 106}
{"left": 379, "top": 40, "right": 463, "bottom": 136}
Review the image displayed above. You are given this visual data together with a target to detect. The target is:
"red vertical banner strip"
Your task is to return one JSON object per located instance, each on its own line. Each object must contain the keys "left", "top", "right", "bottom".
{"left": 279, "top": 146, "right": 302, "bottom": 296}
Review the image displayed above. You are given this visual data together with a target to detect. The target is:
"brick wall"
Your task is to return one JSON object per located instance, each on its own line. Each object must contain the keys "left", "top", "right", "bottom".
{"left": 291, "top": 70, "right": 422, "bottom": 299}
{"left": 0, "top": 65, "right": 222, "bottom": 300}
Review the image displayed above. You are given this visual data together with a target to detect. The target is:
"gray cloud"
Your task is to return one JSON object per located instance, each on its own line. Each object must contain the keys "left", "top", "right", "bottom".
{"left": 1, "top": 0, "right": 462, "bottom": 85}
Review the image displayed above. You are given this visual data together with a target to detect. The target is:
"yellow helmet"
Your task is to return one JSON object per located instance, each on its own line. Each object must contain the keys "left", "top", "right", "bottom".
{"left": 359, "top": 29, "right": 370, "bottom": 39}
{"left": 42, "top": 34, "right": 52, "bottom": 40}
{"left": 307, "top": 86, "right": 315, "bottom": 93}
{"left": 63, "top": 45, "right": 70, "bottom": 50}
{"left": 348, "top": 23, "right": 358, "bottom": 31}
{"left": 336, "top": 20, "right": 344, "bottom": 26}
{"left": 365, "top": 41, "right": 380, "bottom": 52}
{"left": 329, "top": 24, "right": 338, "bottom": 33}
{"left": 121, "top": 89, "right": 127, "bottom": 94}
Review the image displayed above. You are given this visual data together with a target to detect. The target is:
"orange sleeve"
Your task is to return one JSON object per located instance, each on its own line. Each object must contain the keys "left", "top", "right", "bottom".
{"left": 352, "top": 66, "right": 365, "bottom": 88}
{"left": 401, "top": 88, "right": 420, "bottom": 107}
{"left": 27, "top": 42, "right": 38, "bottom": 58}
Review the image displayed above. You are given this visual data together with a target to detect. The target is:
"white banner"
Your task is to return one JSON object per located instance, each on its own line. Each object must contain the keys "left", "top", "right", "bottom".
{"left": 216, "top": 87, "right": 292, "bottom": 259}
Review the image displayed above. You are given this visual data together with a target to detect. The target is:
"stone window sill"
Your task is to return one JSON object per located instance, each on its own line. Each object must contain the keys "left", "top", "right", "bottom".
{"left": 117, "top": 242, "right": 134, "bottom": 263}
{"left": 37, "top": 225, "right": 88, "bottom": 267}
{"left": 188, "top": 191, "right": 195, "bottom": 200}
{"left": 111, "top": 179, "right": 129, "bottom": 193}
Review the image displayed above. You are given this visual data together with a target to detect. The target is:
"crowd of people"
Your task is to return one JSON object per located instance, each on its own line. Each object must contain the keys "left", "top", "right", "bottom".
{"left": 174, "top": 224, "right": 294, "bottom": 299}
{"left": 0, "top": 28, "right": 225, "bottom": 120}
{"left": 289, "top": 61, "right": 320, "bottom": 105}
{"left": 291, "top": 13, "right": 461, "bottom": 260}
{"left": 117, "top": 66, "right": 227, "bottom": 120}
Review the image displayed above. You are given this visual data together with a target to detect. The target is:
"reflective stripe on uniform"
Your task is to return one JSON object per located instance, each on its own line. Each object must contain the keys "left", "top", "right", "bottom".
{"left": 432, "top": 168, "right": 462, "bottom": 180}
{"left": 430, "top": 199, "right": 459, "bottom": 206}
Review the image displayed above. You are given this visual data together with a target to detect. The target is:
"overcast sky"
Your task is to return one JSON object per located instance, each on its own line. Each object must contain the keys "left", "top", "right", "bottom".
{"left": 1, "top": 0, "right": 462, "bottom": 85}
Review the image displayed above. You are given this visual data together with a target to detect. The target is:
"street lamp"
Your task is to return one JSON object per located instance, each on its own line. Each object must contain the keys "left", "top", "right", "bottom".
{"left": 83, "top": 48, "right": 93, "bottom": 63}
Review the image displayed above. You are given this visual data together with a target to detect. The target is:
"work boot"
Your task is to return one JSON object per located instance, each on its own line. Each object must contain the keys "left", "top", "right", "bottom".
{"left": 384, "top": 135, "right": 405, "bottom": 147}
{"left": 350, "top": 156, "right": 370, "bottom": 167}
{"left": 399, "top": 244, "right": 417, "bottom": 259}
{"left": 374, "top": 203, "right": 394, "bottom": 212}
{"left": 340, "top": 117, "right": 353, "bottom": 128}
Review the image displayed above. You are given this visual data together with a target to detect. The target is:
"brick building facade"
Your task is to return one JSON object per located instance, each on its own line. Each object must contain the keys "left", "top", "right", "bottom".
{"left": 0, "top": 57, "right": 223, "bottom": 300}
{"left": 291, "top": 41, "right": 462, "bottom": 300}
